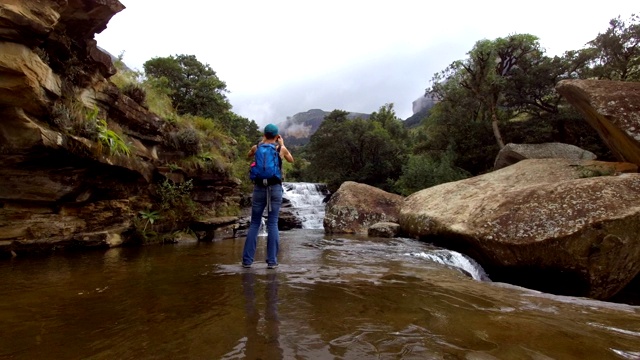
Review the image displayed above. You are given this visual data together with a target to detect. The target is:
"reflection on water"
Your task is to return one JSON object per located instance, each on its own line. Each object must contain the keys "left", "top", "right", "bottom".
{"left": 222, "top": 271, "right": 282, "bottom": 359}
{"left": 1, "top": 230, "right": 639, "bottom": 359}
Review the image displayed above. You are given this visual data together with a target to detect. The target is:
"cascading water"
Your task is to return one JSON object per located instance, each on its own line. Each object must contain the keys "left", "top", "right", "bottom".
{"left": 278, "top": 182, "right": 488, "bottom": 280}
{"left": 408, "top": 249, "right": 490, "bottom": 281}
{"left": 282, "top": 182, "right": 329, "bottom": 229}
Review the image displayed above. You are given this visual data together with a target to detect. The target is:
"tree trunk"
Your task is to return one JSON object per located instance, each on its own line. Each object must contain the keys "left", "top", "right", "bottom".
{"left": 491, "top": 107, "right": 505, "bottom": 149}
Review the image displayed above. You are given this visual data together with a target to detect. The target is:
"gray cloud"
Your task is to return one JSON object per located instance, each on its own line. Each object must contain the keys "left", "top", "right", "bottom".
{"left": 229, "top": 42, "right": 469, "bottom": 126}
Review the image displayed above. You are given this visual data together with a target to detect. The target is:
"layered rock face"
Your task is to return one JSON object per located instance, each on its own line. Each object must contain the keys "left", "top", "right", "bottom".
{"left": 0, "top": 1, "right": 239, "bottom": 255}
{"left": 400, "top": 159, "right": 640, "bottom": 300}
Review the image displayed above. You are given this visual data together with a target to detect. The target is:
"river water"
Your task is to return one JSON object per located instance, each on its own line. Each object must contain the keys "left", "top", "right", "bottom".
{"left": 1, "top": 183, "right": 639, "bottom": 359}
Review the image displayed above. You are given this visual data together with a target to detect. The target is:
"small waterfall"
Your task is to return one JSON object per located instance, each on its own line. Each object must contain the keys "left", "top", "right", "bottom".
{"left": 409, "top": 250, "right": 490, "bottom": 281}
{"left": 283, "top": 182, "right": 329, "bottom": 229}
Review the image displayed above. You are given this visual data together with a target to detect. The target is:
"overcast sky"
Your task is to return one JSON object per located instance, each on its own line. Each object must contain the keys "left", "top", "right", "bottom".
{"left": 95, "top": 1, "right": 637, "bottom": 126}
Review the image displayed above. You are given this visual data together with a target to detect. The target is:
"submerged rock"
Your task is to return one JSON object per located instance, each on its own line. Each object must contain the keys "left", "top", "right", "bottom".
{"left": 368, "top": 222, "right": 401, "bottom": 238}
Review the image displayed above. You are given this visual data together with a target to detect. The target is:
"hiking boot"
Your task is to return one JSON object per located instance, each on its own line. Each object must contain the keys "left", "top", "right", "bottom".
{"left": 267, "top": 264, "right": 278, "bottom": 269}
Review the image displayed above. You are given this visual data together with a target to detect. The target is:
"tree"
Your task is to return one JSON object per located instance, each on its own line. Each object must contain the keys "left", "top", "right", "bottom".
{"left": 143, "top": 54, "right": 231, "bottom": 119}
{"left": 394, "top": 150, "right": 469, "bottom": 196}
{"left": 432, "top": 34, "right": 544, "bottom": 149}
{"left": 305, "top": 107, "right": 406, "bottom": 192}
{"left": 585, "top": 14, "right": 640, "bottom": 81}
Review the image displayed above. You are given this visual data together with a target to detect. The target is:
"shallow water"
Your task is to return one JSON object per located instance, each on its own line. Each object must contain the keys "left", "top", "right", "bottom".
{"left": 1, "top": 230, "right": 639, "bottom": 359}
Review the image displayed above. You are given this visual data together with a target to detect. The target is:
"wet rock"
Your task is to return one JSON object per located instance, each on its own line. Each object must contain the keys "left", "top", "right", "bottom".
{"left": 400, "top": 158, "right": 640, "bottom": 300}
{"left": 191, "top": 216, "right": 239, "bottom": 241}
{"left": 368, "top": 222, "right": 400, "bottom": 238}
{"left": 324, "top": 181, "right": 404, "bottom": 234}
{"left": 279, "top": 209, "right": 302, "bottom": 230}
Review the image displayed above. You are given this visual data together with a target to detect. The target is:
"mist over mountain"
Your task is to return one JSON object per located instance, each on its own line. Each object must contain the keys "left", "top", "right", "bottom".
{"left": 277, "top": 93, "right": 439, "bottom": 146}
{"left": 277, "top": 109, "right": 371, "bottom": 146}
{"left": 404, "top": 94, "right": 439, "bottom": 128}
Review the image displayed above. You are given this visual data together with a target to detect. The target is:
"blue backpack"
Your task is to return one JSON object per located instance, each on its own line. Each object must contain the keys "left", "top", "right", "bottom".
{"left": 249, "top": 143, "right": 282, "bottom": 185}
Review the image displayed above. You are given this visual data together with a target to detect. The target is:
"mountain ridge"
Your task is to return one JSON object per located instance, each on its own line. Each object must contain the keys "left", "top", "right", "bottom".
{"left": 276, "top": 109, "right": 371, "bottom": 146}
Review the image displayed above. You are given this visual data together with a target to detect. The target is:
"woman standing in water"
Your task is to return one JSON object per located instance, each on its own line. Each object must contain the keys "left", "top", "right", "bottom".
{"left": 242, "top": 124, "right": 294, "bottom": 269}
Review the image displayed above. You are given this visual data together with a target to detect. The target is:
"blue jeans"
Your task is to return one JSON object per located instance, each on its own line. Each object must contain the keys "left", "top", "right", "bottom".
{"left": 242, "top": 184, "right": 283, "bottom": 266}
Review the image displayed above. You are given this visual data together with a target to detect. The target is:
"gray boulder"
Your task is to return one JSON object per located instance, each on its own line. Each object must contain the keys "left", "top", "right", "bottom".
{"left": 494, "top": 142, "right": 596, "bottom": 170}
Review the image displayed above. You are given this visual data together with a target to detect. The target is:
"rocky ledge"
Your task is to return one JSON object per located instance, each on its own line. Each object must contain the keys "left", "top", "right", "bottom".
{"left": 0, "top": 0, "right": 240, "bottom": 256}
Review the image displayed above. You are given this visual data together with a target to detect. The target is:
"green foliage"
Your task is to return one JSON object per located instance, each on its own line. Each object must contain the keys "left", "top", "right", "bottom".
{"left": 179, "top": 152, "right": 228, "bottom": 173}
{"left": 142, "top": 76, "right": 176, "bottom": 119}
{"left": 156, "top": 179, "right": 198, "bottom": 226}
{"left": 173, "top": 127, "right": 200, "bottom": 155}
{"left": 122, "top": 83, "right": 147, "bottom": 106}
{"left": 143, "top": 54, "right": 231, "bottom": 119}
{"left": 416, "top": 18, "right": 635, "bottom": 175}
{"left": 142, "top": 54, "right": 259, "bottom": 146}
{"left": 418, "top": 79, "right": 499, "bottom": 175}
{"left": 50, "top": 103, "right": 73, "bottom": 131}
{"left": 575, "top": 164, "right": 615, "bottom": 178}
{"left": 394, "top": 150, "right": 470, "bottom": 196}
{"left": 139, "top": 209, "right": 161, "bottom": 231}
{"left": 97, "top": 119, "right": 131, "bottom": 156}
{"left": 431, "top": 34, "right": 544, "bottom": 149}
{"left": 305, "top": 106, "right": 408, "bottom": 192}
{"left": 86, "top": 107, "right": 131, "bottom": 157}
{"left": 585, "top": 14, "right": 640, "bottom": 81}
{"left": 167, "top": 163, "right": 181, "bottom": 171}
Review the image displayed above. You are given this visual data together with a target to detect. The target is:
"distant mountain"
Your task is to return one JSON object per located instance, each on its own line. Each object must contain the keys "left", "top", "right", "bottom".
{"left": 277, "top": 96, "right": 439, "bottom": 147}
{"left": 404, "top": 107, "right": 431, "bottom": 128}
{"left": 277, "top": 109, "right": 371, "bottom": 146}
{"left": 404, "top": 94, "right": 439, "bottom": 129}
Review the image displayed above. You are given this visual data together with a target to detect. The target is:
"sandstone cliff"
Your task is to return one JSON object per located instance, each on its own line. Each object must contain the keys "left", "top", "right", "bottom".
{"left": 0, "top": 0, "right": 240, "bottom": 256}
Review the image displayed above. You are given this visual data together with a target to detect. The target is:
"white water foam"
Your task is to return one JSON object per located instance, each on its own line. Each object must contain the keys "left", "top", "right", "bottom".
{"left": 283, "top": 182, "right": 328, "bottom": 229}
{"left": 409, "top": 250, "right": 490, "bottom": 281}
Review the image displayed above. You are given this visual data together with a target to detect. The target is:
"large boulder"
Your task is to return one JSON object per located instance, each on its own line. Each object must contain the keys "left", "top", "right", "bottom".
{"left": 556, "top": 79, "right": 640, "bottom": 166}
{"left": 494, "top": 142, "right": 596, "bottom": 170}
{"left": 399, "top": 158, "right": 640, "bottom": 300}
{"left": 324, "top": 181, "right": 404, "bottom": 234}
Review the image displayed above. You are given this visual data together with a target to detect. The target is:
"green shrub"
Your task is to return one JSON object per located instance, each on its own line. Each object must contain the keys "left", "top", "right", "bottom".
{"left": 394, "top": 151, "right": 470, "bottom": 196}
{"left": 50, "top": 103, "right": 72, "bottom": 131}
{"left": 122, "top": 83, "right": 147, "bottom": 107}
{"left": 174, "top": 128, "right": 200, "bottom": 155}
{"left": 86, "top": 107, "right": 131, "bottom": 156}
{"left": 156, "top": 179, "right": 198, "bottom": 225}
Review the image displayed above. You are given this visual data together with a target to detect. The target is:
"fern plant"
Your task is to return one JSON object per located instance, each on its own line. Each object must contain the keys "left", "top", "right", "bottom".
{"left": 86, "top": 107, "right": 131, "bottom": 157}
{"left": 96, "top": 118, "right": 131, "bottom": 156}
{"left": 139, "top": 209, "right": 161, "bottom": 231}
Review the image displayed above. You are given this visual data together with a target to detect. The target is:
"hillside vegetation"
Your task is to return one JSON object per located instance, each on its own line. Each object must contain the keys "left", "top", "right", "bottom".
{"left": 118, "top": 14, "right": 638, "bottom": 196}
